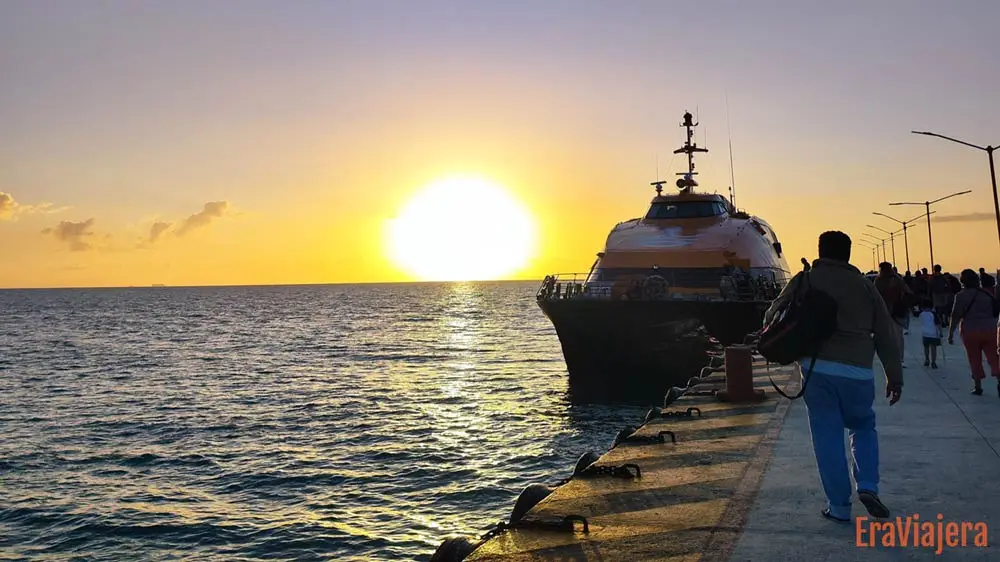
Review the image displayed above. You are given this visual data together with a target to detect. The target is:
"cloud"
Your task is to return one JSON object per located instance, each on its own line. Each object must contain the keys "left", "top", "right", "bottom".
{"left": 0, "top": 192, "right": 16, "bottom": 219}
{"left": 149, "top": 221, "right": 172, "bottom": 243}
{"left": 934, "top": 212, "right": 995, "bottom": 223}
{"left": 1, "top": 192, "right": 69, "bottom": 220}
{"left": 175, "top": 201, "right": 230, "bottom": 236}
{"left": 136, "top": 202, "right": 235, "bottom": 248}
{"left": 42, "top": 218, "right": 97, "bottom": 251}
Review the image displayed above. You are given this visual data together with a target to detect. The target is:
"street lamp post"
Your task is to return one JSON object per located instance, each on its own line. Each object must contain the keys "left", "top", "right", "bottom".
{"left": 912, "top": 131, "right": 999, "bottom": 251}
{"left": 861, "top": 233, "right": 887, "bottom": 263}
{"left": 866, "top": 224, "right": 901, "bottom": 266}
{"left": 859, "top": 236, "right": 879, "bottom": 262}
{"left": 871, "top": 210, "right": 935, "bottom": 273}
{"left": 890, "top": 190, "right": 972, "bottom": 270}
{"left": 857, "top": 240, "right": 878, "bottom": 271}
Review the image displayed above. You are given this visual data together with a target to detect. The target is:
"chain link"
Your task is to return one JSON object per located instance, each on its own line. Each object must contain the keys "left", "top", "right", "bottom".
{"left": 480, "top": 515, "right": 589, "bottom": 540}
{"left": 577, "top": 462, "right": 641, "bottom": 479}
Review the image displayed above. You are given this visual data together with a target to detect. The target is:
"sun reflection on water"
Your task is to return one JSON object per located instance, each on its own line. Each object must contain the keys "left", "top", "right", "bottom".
{"left": 1, "top": 283, "right": 651, "bottom": 560}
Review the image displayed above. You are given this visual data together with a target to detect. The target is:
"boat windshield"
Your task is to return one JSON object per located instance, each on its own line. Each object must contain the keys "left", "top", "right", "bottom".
{"left": 645, "top": 200, "right": 727, "bottom": 219}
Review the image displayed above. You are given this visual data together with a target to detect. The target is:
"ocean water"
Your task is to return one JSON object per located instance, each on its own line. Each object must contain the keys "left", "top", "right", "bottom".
{"left": 0, "top": 282, "right": 653, "bottom": 561}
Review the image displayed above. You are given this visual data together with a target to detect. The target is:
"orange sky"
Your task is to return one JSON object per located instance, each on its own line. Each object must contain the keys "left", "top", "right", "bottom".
{"left": 2, "top": 2, "right": 999, "bottom": 288}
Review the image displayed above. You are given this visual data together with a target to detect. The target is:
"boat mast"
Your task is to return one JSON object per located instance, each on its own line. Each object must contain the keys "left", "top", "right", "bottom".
{"left": 725, "top": 92, "right": 737, "bottom": 208}
{"left": 672, "top": 111, "right": 708, "bottom": 193}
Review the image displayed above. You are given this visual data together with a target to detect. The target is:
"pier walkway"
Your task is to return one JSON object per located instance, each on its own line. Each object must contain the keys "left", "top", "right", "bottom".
{"left": 730, "top": 329, "right": 1000, "bottom": 561}
{"left": 464, "top": 330, "right": 1000, "bottom": 561}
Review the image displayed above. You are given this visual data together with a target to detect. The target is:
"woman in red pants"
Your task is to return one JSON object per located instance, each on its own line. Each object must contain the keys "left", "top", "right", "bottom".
{"left": 948, "top": 269, "right": 1000, "bottom": 395}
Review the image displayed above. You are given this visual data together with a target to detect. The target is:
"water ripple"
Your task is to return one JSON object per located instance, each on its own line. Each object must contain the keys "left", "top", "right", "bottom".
{"left": 0, "top": 282, "right": 651, "bottom": 560}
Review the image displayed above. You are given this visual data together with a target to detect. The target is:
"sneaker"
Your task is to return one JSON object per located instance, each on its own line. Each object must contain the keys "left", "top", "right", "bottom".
{"left": 821, "top": 508, "right": 850, "bottom": 523}
{"left": 858, "top": 490, "right": 890, "bottom": 519}
{"left": 972, "top": 386, "right": 984, "bottom": 396}
{"left": 924, "top": 360, "right": 930, "bottom": 367}
{"left": 931, "top": 362, "right": 938, "bottom": 369}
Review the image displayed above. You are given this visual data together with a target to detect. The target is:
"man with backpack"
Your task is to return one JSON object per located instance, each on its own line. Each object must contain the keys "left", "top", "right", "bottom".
{"left": 874, "top": 262, "right": 912, "bottom": 367}
{"left": 763, "top": 231, "right": 902, "bottom": 523}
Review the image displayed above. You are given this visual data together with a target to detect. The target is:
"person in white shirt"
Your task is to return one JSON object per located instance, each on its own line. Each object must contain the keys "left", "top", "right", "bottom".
{"left": 918, "top": 299, "right": 942, "bottom": 368}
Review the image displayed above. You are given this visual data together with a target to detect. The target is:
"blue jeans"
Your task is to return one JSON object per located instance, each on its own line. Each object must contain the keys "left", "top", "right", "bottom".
{"left": 803, "top": 371, "right": 879, "bottom": 520}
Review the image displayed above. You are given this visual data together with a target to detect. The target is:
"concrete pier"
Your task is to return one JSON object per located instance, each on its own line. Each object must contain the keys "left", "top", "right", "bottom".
{"left": 464, "top": 330, "right": 1000, "bottom": 561}
{"left": 731, "top": 330, "right": 999, "bottom": 561}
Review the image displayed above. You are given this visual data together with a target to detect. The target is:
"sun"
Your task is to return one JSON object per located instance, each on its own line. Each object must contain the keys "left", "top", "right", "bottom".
{"left": 386, "top": 177, "right": 537, "bottom": 281}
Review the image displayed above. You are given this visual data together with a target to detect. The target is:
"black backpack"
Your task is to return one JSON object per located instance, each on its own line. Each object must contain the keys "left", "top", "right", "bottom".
{"left": 758, "top": 272, "right": 839, "bottom": 399}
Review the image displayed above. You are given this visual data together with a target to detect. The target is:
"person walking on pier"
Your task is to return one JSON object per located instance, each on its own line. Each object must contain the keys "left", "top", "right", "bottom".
{"left": 979, "top": 267, "right": 995, "bottom": 298}
{"left": 913, "top": 270, "right": 929, "bottom": 302}
{"left": 918, "top": 299, "right": 942, "bottom": 368}
{"left": 765, "top": 231, "right": 902, "bottom": 523}
{"left": 875, "top": 262, "right": 911, "bottom": 367}
{"left": 948, "top": 269, "right": 1000, "bottom": 396}
{"left": 930, "top": 265, "right": 953, "bottom": 327}
{"left": 902, "top": 271, "right": 914, "bottom": 335}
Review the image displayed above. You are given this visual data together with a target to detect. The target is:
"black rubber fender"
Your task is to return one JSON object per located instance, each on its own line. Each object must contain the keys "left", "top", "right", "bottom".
{"left": 662, "top": 386, "right": 686, "bottom": 408}
{"left": 509, "top": 483, "right": 555, "bottom": 524}
{"left": 573, "top": 451, "right": 601, "bottom": 476}
{"left": 430, "top": 536, "right": 480, "bottom": 562}
{"left": 644, "top": 407, "right": 662, "bottom": 423}
{"left": 612, "top": 426, "right": 638, "bottom": 447}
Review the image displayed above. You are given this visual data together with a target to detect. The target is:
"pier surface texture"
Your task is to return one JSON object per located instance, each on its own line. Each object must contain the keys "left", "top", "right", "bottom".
{"left": 468, "top": 330, "right": 1000, "bottom": 561}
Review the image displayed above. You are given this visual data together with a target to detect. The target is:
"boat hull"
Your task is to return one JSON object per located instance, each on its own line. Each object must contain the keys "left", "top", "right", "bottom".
{"left": 538, "top": 298, "right": 769, "bottom": 399}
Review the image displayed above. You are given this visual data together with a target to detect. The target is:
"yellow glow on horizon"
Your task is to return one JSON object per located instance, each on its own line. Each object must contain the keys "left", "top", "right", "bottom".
{"left": 385, "top": 177, "right": 537, "bottom": 281}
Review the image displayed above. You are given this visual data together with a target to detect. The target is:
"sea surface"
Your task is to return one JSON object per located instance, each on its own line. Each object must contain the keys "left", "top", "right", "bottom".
{"left": 0, "top": 282, "right": 655, "bottom": 561}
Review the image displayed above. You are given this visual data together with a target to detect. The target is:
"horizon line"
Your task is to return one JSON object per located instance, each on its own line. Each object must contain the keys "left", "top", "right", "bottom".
{"left": 0, "top": 278, "right": 546, "bottom": 291}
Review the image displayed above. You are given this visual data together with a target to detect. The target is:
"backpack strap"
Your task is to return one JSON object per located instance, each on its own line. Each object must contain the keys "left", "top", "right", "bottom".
{"left": 770, "top": 353, "right": 817, "bottom": 399}
{"left": 961, "top": 289, "right": 979, "bottom": 318}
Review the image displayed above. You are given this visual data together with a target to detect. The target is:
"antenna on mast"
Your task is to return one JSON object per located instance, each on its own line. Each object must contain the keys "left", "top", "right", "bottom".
{"left": 649, "top": 152, "right": 667, "bottom": 195}
{"left": 672, "top": 110, "right": 708, "bottom": 192}
{"left": 726, "top": 92, "right": 736, "bottom": 208}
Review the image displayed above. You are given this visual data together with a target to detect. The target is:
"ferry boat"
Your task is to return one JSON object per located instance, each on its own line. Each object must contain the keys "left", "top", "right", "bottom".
{"left": 537, "top": 111, "right": 791, "bottom": 390}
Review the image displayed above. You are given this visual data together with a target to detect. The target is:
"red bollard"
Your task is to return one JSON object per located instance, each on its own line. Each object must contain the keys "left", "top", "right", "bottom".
{"left": 716, "top": 345, "right": 765, "bottom": 403}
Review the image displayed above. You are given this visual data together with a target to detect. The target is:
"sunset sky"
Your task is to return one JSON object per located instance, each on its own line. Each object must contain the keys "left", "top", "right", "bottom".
{"left": 2, "top": 0, "right": 999, "bottom": 288}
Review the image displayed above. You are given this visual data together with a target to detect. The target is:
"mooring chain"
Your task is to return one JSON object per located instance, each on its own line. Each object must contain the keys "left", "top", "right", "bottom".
{"left": 480, "top": 515, "right": 589, "bottom": 540}
{"left": 646, "top": 406, "right": 701, "bottom": 421}
{"left": 622, "top": 430, "right": 676, "bottom": 445}
{"left": 700, "top": 365, "right": 725, "bottom": 378}
{"left": 661, "top": 407, "right": 701, "bottom": 418}
{"left": 577, "top": 462, "right": 641, "bottom": 479}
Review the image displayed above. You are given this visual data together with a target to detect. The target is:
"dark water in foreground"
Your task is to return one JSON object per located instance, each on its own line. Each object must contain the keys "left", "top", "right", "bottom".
{"left": 0, "top": 282, "right": 654, "bottom": 560}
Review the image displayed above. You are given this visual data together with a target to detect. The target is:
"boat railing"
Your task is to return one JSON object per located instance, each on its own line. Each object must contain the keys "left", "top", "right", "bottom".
{"left": 537, "top": 271, "right": 784, "bottom": 302}
{"left": 536, "top": 273, "right": 610, "bottom": 300}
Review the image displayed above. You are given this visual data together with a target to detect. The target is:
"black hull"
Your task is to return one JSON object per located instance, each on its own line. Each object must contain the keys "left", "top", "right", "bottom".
{"left": 539, "top": 299, "right": 768, "bottom": 400}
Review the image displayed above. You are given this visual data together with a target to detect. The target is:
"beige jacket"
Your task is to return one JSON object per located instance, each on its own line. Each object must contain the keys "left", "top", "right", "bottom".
{"left": 764, "top": 258, "right": 903, "bottom": 387}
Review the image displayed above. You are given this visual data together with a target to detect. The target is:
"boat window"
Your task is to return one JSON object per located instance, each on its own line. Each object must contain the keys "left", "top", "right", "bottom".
{"left": 645, "top": 201, "right": 726, "bottom": 219}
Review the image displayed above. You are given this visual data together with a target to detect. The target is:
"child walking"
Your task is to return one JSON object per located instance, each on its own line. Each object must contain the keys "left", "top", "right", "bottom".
{"left": 918, "top": 300, "right": 942, "bottom": 368}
